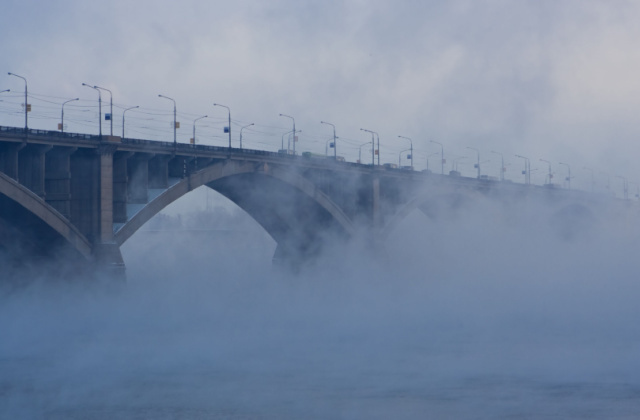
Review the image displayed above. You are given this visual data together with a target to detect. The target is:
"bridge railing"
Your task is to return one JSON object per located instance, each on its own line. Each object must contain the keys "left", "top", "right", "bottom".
{"left": 0, "top": 125, "right": 99, "bottom": 141}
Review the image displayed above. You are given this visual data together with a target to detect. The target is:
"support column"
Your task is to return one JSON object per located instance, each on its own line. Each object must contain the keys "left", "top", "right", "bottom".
{"left": 0, "top": 142, "right": 25, "bottom": 180}
{"left": 113, "top": 152, "right": 132, "bottom": 224}
{"left": 99, "top": 145, "right": 116, "bottom": 242}
{"left": 18, "top": 144, "right": 51, "bottom": 199}
{"left": 93, "top": 141, "right": 125, "bottom": 281}
{"left": 148, "top": 155, "right": 170, "bottom": 189}
{"left": 45, "top": 147, "right": 76, "bottom": 219}
{"left": 127, "top": 153, "right": 153, "bottom": 204}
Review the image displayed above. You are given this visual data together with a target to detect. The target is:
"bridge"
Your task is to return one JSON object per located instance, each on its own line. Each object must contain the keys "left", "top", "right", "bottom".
{"left": 0, "top": 125, "right": 626, "bottom": 280}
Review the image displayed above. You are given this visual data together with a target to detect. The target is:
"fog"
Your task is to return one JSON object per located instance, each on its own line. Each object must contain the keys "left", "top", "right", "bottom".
{"left": 2, "top": 191, "right": 640, "bottom": 419}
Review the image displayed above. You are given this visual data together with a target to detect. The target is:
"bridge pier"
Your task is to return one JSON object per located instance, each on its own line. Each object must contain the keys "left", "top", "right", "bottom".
{"left": 93, "top": 142, "right": 126, "bottom": 281}
{"left": 18, "top": 144, "right": 51, "bottom": 199}
{"left": 127, "top": 153, "right": 153, "bottom": 204}
{"left": 45, "top": 147, "right": 76, "bottom": 219}
{"left": 0, "top": 142, "right": 24, "bottom": 180}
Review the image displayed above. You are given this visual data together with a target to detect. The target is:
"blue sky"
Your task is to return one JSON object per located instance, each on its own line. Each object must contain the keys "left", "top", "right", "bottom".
{"left": 2, "top": 0, "right": 640, "bottom": 193}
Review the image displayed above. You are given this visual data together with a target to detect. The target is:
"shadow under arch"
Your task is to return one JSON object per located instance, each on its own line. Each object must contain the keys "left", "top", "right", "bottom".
{"left": 115, "top": 160, "right": 356, "bottom": 263}
{"left": 0, "top": 172, "right": 92, "bottom": 259}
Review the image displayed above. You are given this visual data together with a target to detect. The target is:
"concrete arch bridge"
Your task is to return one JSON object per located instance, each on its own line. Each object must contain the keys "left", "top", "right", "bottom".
{"left": 0, "top": 126, "right": 630, "bottom": 280}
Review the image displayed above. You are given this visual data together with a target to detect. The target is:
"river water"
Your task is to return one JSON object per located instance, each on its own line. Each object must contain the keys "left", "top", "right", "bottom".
{"left": 2, "top": 201, "right": 640, "bottom": 419}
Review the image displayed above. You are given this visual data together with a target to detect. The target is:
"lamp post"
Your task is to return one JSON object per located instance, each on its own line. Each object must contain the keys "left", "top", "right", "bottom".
{"left": 325, "top": 138, "right": 333, "bottom": 156}
{"left": 360, "top": 128, "right": 376, "bottom": 165}
{"left": 616, "top": 175, "right": 628, "bottom": 200}
{"left": 629, "top": 182, "right": 639, "bottom": 200}
{"left": 279, "top": 114, "right": 296, "bottom": 154}
{"left": 515, "top": 155, "right": 530, "bottom": 184}
{"left": 320, "top": 121, "right": 337, "bottom": 158}
{"left": 583, "top": 167, "right": 595, "bottom": 193}
{"left": 398, "top": 149, "right": 412, "bottom": 167}
{"left": 430, "top": 140, "right": 444, "bottom": 175}
{"left": 452, "top": 156, "right": 466, "bottom": 173}
{"left": 426, "top": 152, "right": 439, "bottom": 171}
{"left": 8, "top": 73, "right": 27, "bottom": 131}
{"left": 281, "top": 129, "right": 293, "bottom": 151}
{"left": 192, "top": 115, "right": 208, "bottom": 146}
{"left": 94, "top": 85, "right": 113, "bottom": 136}
{"left": 83, "top": 83, "right": 102, "bottom": 137}
{"left": 239, "top": 123, "right": 254, "bottom": 149}
{"left": 280, "top": 129, "right": 301, "bottom": 152}
{"left": 491, "top": 150, "right": 505, "bottom": 181}
{"left": 540, "top": 159, "right": 552, "bottom": 184}
{"left": 358, "top": 141, "right": 372, "bottom": 164}
{"left": 213, "top": 103, "right": 232, "bottom": 148}
{"left": 398, "top": 136, "right": 413, "bottom": 169}
{"left": 122, "top": 105, "right": 139, "bottom": 138}
{"left": 559, "top": 162, "right": 571, "bottom": 189}
{"left": 60, "top": 98, "right": 79, "bottom": 133}
{"left": 158, "top": 95, "right": 177, "bottom": 146}
{"left": 374, "top": 131, "right": 380, "bottom": 166}
{"left": 467, "top": 147, "right": 480, "bottom": 178}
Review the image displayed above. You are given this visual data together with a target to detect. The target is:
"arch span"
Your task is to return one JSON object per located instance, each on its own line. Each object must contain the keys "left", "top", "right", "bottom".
{"left": 0, "top": 172, "right": 92, "bottom": 258}
{"left": 380, "top": 189, "right": 483, "bottom": 240}
{"left": 114, "top": 160, "right": 355, "bottom": 247}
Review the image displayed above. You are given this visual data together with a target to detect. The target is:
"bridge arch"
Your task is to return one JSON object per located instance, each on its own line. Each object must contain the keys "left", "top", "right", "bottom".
{"left": 114, "top": 160, "right": 356, "bottom": 259}
{"left": 380, "top": 188, "right": 485, "bottom": 240}
{"left": 0, "top": 172, "right": 92, "bottom": 259}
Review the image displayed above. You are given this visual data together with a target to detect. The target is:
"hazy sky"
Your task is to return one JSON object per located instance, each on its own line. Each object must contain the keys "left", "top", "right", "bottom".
{"left": 2, "top": 0, "right": 640, "bottom": 193}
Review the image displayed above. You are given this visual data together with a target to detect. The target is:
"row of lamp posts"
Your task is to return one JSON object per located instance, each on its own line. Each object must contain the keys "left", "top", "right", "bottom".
{"left": 0, "top": 75, "right": 633, "bottom": 195}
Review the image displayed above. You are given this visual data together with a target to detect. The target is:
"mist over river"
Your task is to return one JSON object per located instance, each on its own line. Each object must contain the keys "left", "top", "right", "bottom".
{"left": 2, "top": 197, "right": 640, "bottom": 419}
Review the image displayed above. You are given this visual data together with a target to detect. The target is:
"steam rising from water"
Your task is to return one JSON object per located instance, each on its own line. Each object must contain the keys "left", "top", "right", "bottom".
{"left": 2, "top": 195, "right": 640, "bottom": 418}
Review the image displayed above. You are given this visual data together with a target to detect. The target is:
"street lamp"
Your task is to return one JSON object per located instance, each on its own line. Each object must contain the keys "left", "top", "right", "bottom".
{"left": 583, "top": 167, "right": 595, "bottom": 193}
{"left": 281, "top": 129, "right": 293, "bottom": 151}
{"left": 629, "top": 182, "right": 640, "bottom": 200}
{"left": 358, "top": 141, "right": 372, "bottom": 164}
{"left": 192, "top": 115, "right": 208, "bottom": 146}
{"left": 325, "top": 138, "right": 333, "bottom": 156}
{"left": 515, "top": 155, "right": 530, "bottom": 184}
{"left": 398, "top": 136, "right": 413, "bottom": 169}
{"left": 430, "top": 140, "right": 444, "bottom": 175}
{"left": 360, "top": 128, "right": 376, "bottom": 165}
{"left": 616, "top": 175, "right": 628, "bottom": 200}
{"left": 559, "top": 162, "right": 571, "bottom": 189}
{"left": 320, "top": 121, "right": 337, "bottom": 158}
{"left": 158, "top": 94, "right": 177, "bottom": 146}
{"left": 83, "top": 83, "right": 102, "bottom": 137}
{"left": 398, "top": 148, "right": 412, "bottom": 167}
{"left": 451, "top": 156, "right": 466, "bottom": 173}
{"left": 280, "top": 129, "right": 301, "bottom": 152}
{"left": 239, "top": 123, "right": 254, "bottom": 149}
{"left": 60, "top": 97, "right": 79, "bottom": 133}
{"left": 122, "top": 105, "right": 139, "bottom": 138}
{"left": 490, "top": 150, "right": 505, "bottom": 181}
{"left": 426, "top": 152, "right": 439, "bottom": 172}
{"left": 213, "top": 103, "right": 232, "bottom": 148}
{"left": 374, "top": 131, "right": 380, "bottom": 166}
{"left": 539, "top": 159, "right": 552, "bottom": 184}
{"left": 8, "top": 73, "right": 28, "bottom": 131}
{"left": 467, "top": 147, "right": 480, "bottom": 178}
{"left": 279, "top": 114, "right": 296, "bottom": 154}
{"left": 94, "top": 85, "right": 113, "bottom": 136}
